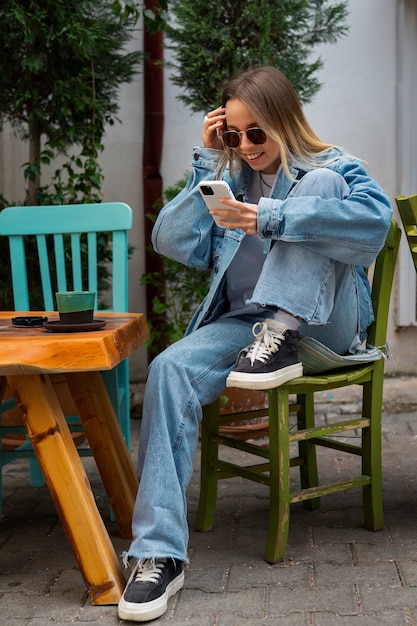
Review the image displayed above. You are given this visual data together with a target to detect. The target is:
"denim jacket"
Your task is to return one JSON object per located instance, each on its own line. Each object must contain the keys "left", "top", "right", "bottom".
{"left": 152, "top": 147, "right": 393, "bottom": 335}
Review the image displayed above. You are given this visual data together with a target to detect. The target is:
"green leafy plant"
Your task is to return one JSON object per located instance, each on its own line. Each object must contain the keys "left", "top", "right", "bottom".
{"left": 0, "top": 0, "right": 147, "bottom": 309}
{"left": 166, "top": 0, "right": 349, "bottom": 109}
{"left": 0, "top": 0, "right": 143, "bottom": 204}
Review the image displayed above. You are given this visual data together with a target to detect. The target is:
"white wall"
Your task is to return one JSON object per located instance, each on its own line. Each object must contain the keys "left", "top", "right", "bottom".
{"left": 303, "top": 0, "right": 398, "bottom": 195}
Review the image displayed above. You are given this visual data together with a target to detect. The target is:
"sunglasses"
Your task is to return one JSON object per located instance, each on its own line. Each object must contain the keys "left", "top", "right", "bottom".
{"left": 221, "top": 127, "right": 267, "bottom": 149}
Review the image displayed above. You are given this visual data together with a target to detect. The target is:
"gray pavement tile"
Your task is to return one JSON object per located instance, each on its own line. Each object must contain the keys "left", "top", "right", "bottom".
{"left": 267, "top": 583, "right": 358, "bottom": 615}
{"left": 283, "top": 543, "right": 354, "bottom": 566}
{"left": 189, "top": 521, "right": 236, "bottom": 552}
{"left": 386, "top": 515, "right": 417, "bottom": 542}
{"left": 313, "top": 561, "right": 401, "bottom": 586}
{"left": 226, "top": 562, "right": 312, "bottom": 591}
{"left": 360, "top": 583, "right": 417, "bottom": 612}
{"left": 0, "top": 570, "right": 62, "bottom": 595}
{"left": 311, "top": 524, "right": 392, "bottom": 547}
{"left": 185, "top": 565, "right": 229, "bottom": 593}
{"left": 0, "top": 592, "right": 83, "bottom": 622}
{"left": 311, "top": 611, "right": 410, "bottom": 625}
{"left": 396, "top": 559, "right": 417, "bottom": 586}
{"left": 407, "top": 607, "right": 417, "bottom": 624}
{"left": 353, "top": 539, "right": 417, "bottom": 565}
{"left": 172, "top": 587, "right": 267, "bottom": 619}
{"left": 157, "top": 616, "right": 219, "bottom": 626}
{"left": 76, "top": 603, "right": 122, "bottom": 624}
{"left": 188, "top": 544, "right": 277, "bottom": 570}
{"left": 218, "top": 615, "right": 311, "bottom": 626}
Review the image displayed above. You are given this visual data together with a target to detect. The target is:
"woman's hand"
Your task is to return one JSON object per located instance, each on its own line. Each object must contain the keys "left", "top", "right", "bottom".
{"left": 202, "top": 107, "right": 226, "bottom": 150}
{"left": 210, "top": 198, "right": 259, "bottom": 235}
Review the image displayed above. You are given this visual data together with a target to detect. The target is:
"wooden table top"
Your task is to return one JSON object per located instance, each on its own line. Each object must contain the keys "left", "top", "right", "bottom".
{"left": 0, "top": 311, "right": 149, "bottom": 375}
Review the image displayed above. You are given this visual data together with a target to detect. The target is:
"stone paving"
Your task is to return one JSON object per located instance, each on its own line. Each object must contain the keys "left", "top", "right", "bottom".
{"left": 1, "top": 377, "right": 417, "bottom": 625}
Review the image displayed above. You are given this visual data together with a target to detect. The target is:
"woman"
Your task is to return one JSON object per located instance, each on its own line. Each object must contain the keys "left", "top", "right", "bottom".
{"left": 118, "top": 66, "right": 392, "bottom": 622}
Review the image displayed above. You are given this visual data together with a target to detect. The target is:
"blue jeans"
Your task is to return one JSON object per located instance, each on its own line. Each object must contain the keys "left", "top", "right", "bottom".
{"left": 127, "top": 169, "right": 365, "bottom": 562}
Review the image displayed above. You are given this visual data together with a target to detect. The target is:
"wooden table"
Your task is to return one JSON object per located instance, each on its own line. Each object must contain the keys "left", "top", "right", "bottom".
{"left": 0, "top": 312, "right": 149, "bottom": 604}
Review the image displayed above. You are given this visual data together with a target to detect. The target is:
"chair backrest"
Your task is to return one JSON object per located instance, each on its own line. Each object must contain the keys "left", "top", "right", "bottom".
{"left": 0, "top": 202, "right": 132, "bottom": 312}
{"left": 368, "top": 219, "right": 401, "bottom": 348}
{"left": 395, "top": 194, "right": 417, "bottom": 271}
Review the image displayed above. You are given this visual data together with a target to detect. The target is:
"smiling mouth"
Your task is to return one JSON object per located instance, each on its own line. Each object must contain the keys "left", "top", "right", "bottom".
{"left": 245, "top": 152, "right": 263, "bottom": 161}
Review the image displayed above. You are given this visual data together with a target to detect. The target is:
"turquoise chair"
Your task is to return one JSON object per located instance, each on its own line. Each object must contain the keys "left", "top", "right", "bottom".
{"left": 0, "top": 202, "right": 133, "bottom": 510}
{"left": 197, "top": 220, "right": 401, "bottom": 563}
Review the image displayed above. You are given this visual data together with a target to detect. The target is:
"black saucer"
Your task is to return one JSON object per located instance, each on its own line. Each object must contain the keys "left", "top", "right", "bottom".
{"left": 43, "top": 319, "right": 107, "bottom": 333}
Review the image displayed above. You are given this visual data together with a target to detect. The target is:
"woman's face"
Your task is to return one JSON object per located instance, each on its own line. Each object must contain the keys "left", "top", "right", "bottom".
{"left": 224, "top": 98, "right": 281, "bottom": 175}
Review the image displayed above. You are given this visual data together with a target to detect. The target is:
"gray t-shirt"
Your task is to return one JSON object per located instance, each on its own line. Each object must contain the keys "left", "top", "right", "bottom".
{"left": 223, "top": 171, "right": 277, "bottom": 317}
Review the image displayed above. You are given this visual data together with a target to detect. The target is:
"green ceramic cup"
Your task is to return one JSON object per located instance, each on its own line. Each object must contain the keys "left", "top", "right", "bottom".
{"left": 55, "top": 291, "right": 95, "bottom": 324}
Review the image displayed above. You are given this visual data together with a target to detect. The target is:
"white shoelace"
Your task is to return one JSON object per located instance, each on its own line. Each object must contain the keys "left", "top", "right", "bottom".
{"left": 246, "top": 322, "right": 286, "bottom": 366}
{"left": 133, "top": 558, "right": 167, "bottom": 584}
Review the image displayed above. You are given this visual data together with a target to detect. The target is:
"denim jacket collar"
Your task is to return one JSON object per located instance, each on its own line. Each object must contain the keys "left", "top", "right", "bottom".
{"left": 228, "top": 160, "right": 308, "bottom": 203}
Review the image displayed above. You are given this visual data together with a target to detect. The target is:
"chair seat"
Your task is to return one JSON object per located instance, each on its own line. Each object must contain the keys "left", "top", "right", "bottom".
{"left": 285, "top": 361, "right": 376, "bottom": 390}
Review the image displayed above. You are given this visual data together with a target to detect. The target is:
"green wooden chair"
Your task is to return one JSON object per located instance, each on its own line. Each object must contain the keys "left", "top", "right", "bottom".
{"left": 395, "top": 194, "right": 417, "bottom": 270}
{"left": 0, "top": 202, "right": 133, "bottom": 514}
{"left": 196, "top": 220, "right": 401, "bottom": 564}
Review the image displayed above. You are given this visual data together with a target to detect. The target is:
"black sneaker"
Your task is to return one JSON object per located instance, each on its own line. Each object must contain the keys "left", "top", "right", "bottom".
{"left": 118, "top": 558, "right": 185, "bottom": 622}
{"left": 226, "top": 319, "right": 303, "bottom": 390}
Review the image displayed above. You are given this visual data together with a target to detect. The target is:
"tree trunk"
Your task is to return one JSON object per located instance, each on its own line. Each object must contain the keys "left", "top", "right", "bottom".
{"left": 143, "top": 0, "right": 165, "bottom": 357}
{"left": 28, "top": 128, "right": 41, "bottom": 206}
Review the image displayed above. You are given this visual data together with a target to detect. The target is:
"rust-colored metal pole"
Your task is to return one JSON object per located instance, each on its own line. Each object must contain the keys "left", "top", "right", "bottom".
{"left": 143, "top": 1, "right": 165, "bottom": 330}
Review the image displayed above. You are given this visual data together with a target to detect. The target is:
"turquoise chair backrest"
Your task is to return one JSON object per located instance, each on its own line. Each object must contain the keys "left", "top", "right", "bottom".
{"left": 0, "top": 202, "right": 132, "bottom": 312}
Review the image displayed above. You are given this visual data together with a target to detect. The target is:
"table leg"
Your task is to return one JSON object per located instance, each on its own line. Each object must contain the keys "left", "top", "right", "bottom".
{"left": 65, "top": 371, "right": 138, "bottom": 539}
{"left": 6, "top": 373, "right": 126, "bottom": 605}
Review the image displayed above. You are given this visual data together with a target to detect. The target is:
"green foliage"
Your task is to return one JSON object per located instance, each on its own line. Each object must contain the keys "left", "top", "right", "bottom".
{"left": 0, "top": 1, "right": 141, "bottom": 150}
{"left": 112, "top": 0, "right": 169, "bottom": 32}
{"left": 141, "top": 177, "right": 210, "bottom": 357}
{"left": 34, "top": 148, "right": 105, "bottom": 206}
{"left": 165, "top": 0, "right": 349, "bottom": 110}
{"left": 0, "top": 0, "right": 146, "bottom": 308}
{"left": 141, "top": 252, "right": 210, "bottom": 355}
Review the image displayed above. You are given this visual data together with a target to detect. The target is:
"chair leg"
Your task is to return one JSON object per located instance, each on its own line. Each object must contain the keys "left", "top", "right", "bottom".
{"left": 196, "top": 401, "right": 220, "bottom": 532}
{"left": 264, "top": 387, "right": 291, "bottom": 564}
{"left": 361, "top": 373, "right": 384, "bottom": 531}
{"left": 297, "top": 392, "right": 320, "bottom": 510}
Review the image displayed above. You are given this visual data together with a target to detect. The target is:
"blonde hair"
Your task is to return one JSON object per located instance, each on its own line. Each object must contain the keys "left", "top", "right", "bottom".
{"left": 219, "top": 66, "right": 337, "bottom": 180}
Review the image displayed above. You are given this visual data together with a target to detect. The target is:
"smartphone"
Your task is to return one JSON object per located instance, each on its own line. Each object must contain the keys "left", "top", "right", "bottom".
{"left": 11, "top": 316, "right": 48, "bottom": 327}
{"left": 198, "top": 181, "right": 237, "bottom": 212}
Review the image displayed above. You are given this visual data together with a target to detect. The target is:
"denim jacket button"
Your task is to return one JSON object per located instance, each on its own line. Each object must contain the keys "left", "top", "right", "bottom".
{"left": 194, "top": 153, "right": 200, "bottom": 161}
